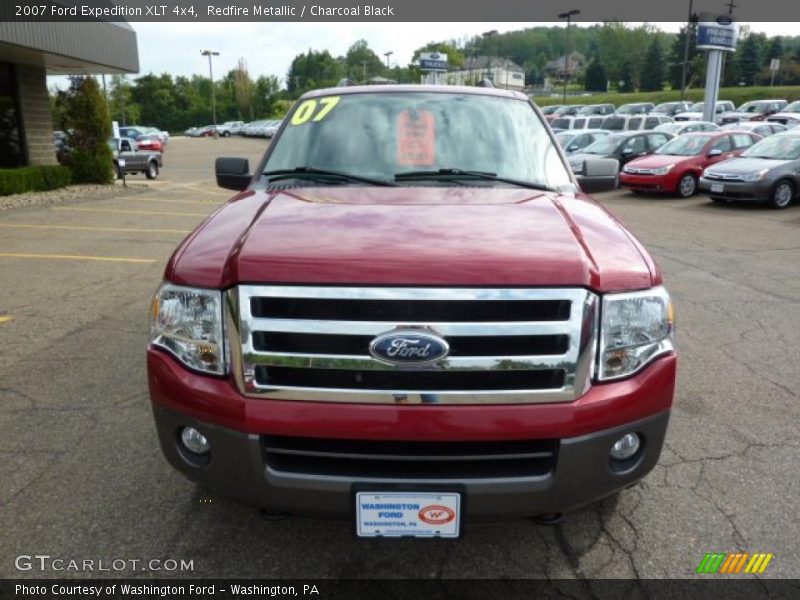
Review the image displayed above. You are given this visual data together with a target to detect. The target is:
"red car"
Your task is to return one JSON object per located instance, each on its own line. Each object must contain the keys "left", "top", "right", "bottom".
{"left": 148, "top": 86, "right": 676, "bottom": 530}
{"left": 619, "top": 130, "right": 761, "bottom": 197}
{"left": 135, "top": 134, "right": 164, "bottom": 152}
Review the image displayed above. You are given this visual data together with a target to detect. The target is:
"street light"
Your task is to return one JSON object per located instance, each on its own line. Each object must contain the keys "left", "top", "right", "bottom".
{"left": 200, "top": 49, "right": 220, "bottom": 133}
{"left": 558, "top": 9, "right": 580, "bottom": 103}
{"left": 384, "top": 51, "right": 393, "bottom": 70}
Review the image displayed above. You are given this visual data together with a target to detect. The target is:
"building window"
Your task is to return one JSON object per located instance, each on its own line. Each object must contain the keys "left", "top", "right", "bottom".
{"left": 0, "top": 62, "right": 24, "bottom": 168}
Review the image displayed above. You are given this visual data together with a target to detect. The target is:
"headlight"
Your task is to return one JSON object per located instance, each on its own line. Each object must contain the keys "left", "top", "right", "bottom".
{"left": 652, "top": 164, "right": 674, "bottom": 175}
{"left": 150, "top": 283, "right": 225, "bottom": 375}
{"left": 598, "top": 286, "right": 675, "bottom": 381}
{"left": 741, "top": 169, "right": 769, "bottom": 182}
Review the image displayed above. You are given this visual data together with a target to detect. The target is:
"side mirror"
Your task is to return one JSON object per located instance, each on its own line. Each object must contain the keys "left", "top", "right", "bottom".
{"left": 215, "top": 157, "right": 251, "bottom": 191}
{"left": 568, "top": 144, "right": 579, "bottom": 151}
{"left": 576, "top": 157, "right": 619, "bottom": 194}
{"left": 708, "top": 148, "right": 722, "bottom": 157}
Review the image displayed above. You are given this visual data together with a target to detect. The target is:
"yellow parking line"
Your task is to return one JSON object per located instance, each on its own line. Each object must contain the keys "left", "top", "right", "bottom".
{"left": 0, "top": 316, "right": 12, "bottom": 325}
{"left": 124, "top": 197, "right": 224, "bottom": 205}
{"left": 0, "top": 253, "right": 155, "bottom": 264}
{"left": 0, "top": 223, "right": 191, "bottom": 234}
{"left": 53, "top": 207, "right": 209, "bottom": 217}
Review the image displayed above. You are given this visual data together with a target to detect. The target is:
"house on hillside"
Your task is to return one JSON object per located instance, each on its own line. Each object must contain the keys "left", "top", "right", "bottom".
{"left": 545, "top": 52, "right": 586, "bottom": 80}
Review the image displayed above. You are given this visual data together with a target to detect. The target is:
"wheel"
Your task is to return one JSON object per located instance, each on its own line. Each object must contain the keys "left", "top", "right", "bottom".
{"left": 769, "top": 179, "right": 795, "bottom": 209}
{"left": 222, "top": 131, "right": 230, "bottom": 137}
{"left": 677, "top": 173, "right": 697, "bottom": 198}
{"left": 115, "top": 163, "right": 123, "bottom": 180}
{"left": 145, "top": 161, "right": 159, "bottom": 180}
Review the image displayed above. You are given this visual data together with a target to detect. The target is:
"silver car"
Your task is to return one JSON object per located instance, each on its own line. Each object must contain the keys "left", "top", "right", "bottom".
{"left": 699, "top": 132, "right": 800, "bottom": 209}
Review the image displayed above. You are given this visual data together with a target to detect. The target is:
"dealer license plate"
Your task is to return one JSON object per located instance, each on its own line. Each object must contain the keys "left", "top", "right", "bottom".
{"left": 711, "top": 183, "right": 724, "bottom": 193}
{"left": 356, "top": 492, "right": 461, "bottom": 538}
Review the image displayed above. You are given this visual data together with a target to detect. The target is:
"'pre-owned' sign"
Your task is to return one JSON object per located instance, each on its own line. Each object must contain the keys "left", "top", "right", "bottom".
{"left": 697, "top": 18, "right": 738, "bottom": 52}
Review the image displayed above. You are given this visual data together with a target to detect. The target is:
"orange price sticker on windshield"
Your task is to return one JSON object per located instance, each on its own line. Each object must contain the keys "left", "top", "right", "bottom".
{"left": 396, "top": 109, "right": 436, "bottom": 166}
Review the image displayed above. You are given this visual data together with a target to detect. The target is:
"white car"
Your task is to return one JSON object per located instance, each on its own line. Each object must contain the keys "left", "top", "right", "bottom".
{"left": 217, "top": 121, "right": 245, "bottom": 137}
{"left": 673, "top": 101, "right": 735, "bottom": 124}
{"left": 654, "top": 121, "right": 719, "bottom": 135}
{"left": 599, "top": 114, "right": 673, "bottom": 132}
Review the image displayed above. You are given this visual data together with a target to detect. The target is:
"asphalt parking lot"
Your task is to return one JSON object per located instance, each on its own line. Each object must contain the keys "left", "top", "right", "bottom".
{"left": 1, "top": 136, "right": 798, "bottom": 581}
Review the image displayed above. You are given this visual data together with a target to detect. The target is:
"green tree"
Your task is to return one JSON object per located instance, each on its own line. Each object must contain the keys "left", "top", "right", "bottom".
{"left": 736, "top": 35, "right": 762, "bottom": 85}
{"left": 640, "top": 38, "right": 665, "bottom": 91}
{"left": 233, "top": 58, "right": 255, "bottom": 120}
{"left": 253, "top": 75, "right": 282, "bottom": 117}
{"left": 108, "top": 75, "right": 139, "bottom": 126}
{"left": 61, "top": 76, "right": 113, "bottom": 184}
{"left": 618, "top": 62, "right": 635, "bottom": 92}
{"left": 345, "top": 39, "right": 384, "bottom": 82}
{"left": 584, "top": 58, "right": 607, "bottom": 91}
{"left": 668, "top": 22, "right": 702, "bottom": 90}
{"left": 286, "top": 50, "right": 343, "bottom": 97}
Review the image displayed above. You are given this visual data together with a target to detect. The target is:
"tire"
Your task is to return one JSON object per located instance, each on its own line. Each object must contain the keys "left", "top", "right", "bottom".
{"left": 115, "top": 163, "right": 123, "bottom": 180}
{"left": 769, "top": 179, "right": 795, "bottom": 209}
{"left": 145, "top": 161, "right": 159, "bottom": 180}
{"left": 222, "top": 131, "right": 230, "bottom": 137}
{"left": 677, "top": 173, "right": 697, "bottom": 198}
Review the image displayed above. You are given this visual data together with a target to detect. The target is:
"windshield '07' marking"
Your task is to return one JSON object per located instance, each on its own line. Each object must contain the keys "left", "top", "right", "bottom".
{"left": 290, "top": 96, "right": 341, "bottom": 126}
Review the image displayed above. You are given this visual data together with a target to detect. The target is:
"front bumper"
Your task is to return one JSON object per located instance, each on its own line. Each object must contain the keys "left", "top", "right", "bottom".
{"left": 149, "top": 350, "right": 675, "bottom": 520}
{"left": 619, "top": 172, "right": 677, "bottom": 193}
{"left": 153, "top": 404, "right": 669, "bottom": 520}
{"left": 699, "top": 177, "right": 772, "bottom": 201}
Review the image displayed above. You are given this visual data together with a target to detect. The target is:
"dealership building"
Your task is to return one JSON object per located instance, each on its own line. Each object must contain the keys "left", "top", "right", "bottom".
{"left": 0, "top": 21, "right": 138, "bottom": 168}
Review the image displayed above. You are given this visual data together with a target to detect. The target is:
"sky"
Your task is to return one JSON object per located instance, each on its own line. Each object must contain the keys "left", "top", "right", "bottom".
{"left": 48, "top": 22, "right": 797, "bottom": 89}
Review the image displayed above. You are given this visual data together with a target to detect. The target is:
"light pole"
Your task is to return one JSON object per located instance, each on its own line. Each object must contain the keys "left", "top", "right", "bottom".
{"left": 384, "top": 51, "right": 393, "bottom": 70}
{"left": 482, "top": 30, "right": 498, "bottom": 85}
{"left": 200, "top": 49, "right": 220, "bottom": 132}
{"left": 680, "top": 0, "right": 694, "bottom": 101}
{"left": 558, "top": 9, "right": 580, "bottom": 103}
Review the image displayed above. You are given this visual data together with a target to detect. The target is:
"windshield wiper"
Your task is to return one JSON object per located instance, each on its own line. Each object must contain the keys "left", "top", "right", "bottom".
{"left": 394, "top": 168, "right": 554, "bottom": 191}
{"left": 263, "top": 167, "right": 397, "bottom": 187}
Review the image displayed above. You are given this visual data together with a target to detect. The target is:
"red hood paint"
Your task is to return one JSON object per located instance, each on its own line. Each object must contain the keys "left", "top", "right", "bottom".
{"left": 625, "top": 154, "right": 693, "bottom": 169}
{"left": 165, "top": 187, "right": 658, "bottom": 292}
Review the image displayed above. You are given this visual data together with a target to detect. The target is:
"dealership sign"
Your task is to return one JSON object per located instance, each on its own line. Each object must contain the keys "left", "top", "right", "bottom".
{"left": 419, "top": 52, "right": 448, "bottom": 72}
{"left": 696, "top": 17, "right": 739, "bottom": 52}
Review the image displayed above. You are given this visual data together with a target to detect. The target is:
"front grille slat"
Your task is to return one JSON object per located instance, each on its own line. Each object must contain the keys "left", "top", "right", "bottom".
{"left": 255, "top": 366, "right": 565, "bottom": 392}
{"left": 263, "top": 436, "right": 558, "bottom": 479}
{"left": 252, "top": 331, "right": 570, "bottom": 357}
{"left": 251, "top": 297, "right": 570, "bottom": 322}
{"left": 231, "top": 286, "right": 597, "bottom": 404}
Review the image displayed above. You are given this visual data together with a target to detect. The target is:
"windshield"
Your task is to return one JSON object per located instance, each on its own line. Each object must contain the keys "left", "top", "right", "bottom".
{"left": 264, "top": 91, "right": 571, "bottom": 188}
{"left": 657, "top": 135, "right": 713, "bottom": 156}
{"left": 583, "top": 134, "right": 623, "bottom": 155}
{"left": 654, "top": 123, "right": 679, "bottom": 134}
{"left": 737, "top": 102, "right": 765, "bottom": 113}
{"left": 688, "top": 103, "right": 704, "bottom": 112}
{"left": 784, "top": 101, "right": 800, "bottom": 113}
{"left": 653, "top": 103, "right": 676, "bottom": 113}
{"left": 741, "top": 135, "right": 800, "bottom": 160}
{"left": 555, "top": 132, "right": 577, "bottom": 147}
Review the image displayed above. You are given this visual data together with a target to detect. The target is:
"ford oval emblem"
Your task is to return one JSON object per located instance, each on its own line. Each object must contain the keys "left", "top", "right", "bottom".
{"left": 369, "top": 329, "right": 449, "bottom": 366}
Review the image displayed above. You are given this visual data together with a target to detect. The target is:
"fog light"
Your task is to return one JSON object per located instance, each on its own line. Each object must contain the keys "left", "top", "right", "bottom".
{"left": 181, "top": 427, "right": 210, "bottom": 455}
{"left": 610, "top": 433, "right": 640, "bottom": 461}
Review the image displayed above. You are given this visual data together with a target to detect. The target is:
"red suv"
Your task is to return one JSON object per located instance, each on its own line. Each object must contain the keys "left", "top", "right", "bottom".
{"left": 620, "top": 131, "right": 761, "bottom": 197}
{"left": 148, "top": 85, "right": 676, "bottom": 536}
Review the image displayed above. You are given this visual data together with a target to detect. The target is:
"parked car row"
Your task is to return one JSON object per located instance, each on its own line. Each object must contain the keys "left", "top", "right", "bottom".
{"left": 240, "top": 119, "right": 283, "bottom": 138}
{"left": 543, "top": 98, "right": 800, "bottom": 128}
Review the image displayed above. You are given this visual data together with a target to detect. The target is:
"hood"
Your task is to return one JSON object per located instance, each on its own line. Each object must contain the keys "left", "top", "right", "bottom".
{"left": 166, "top": 187, "right": 656, "bottom": 292}
{"left": 768, "top": 112, "right": 800, "bottom": 123}
{"left": 705, "top": 156, "right": 793, "bottom": 174}
{"left": 674, "top": 112, "right": 702, "bottom": 120}
{"left": 625, "top": 154, "right": 690, "bottom": 170}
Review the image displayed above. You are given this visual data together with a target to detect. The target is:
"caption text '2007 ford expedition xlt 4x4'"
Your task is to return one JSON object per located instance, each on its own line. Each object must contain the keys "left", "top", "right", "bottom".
{"left": 148, "top": 85, "right": 676, "bottom": 538}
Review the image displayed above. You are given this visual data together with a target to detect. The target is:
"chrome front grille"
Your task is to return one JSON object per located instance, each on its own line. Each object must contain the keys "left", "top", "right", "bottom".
{"left": 225, "top": 286, "right": 598, "bottom": 404}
